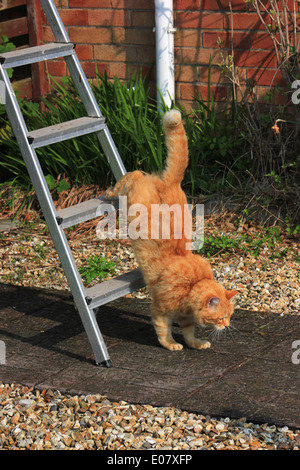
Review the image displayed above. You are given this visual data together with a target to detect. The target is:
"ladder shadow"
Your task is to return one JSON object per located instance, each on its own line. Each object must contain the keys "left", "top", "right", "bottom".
{"left": 0, "top": 283, "right": 158, "bottom": 364}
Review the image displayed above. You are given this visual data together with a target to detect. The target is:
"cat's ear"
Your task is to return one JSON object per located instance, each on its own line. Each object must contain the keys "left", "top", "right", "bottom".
{"left": 207, "top": 297, "right": 220, "bottom": 311}
{"left": 225, "top": 290, "right": 238, "bottom": 300}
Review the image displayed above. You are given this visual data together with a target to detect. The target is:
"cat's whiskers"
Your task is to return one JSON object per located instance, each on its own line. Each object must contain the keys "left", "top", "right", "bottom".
{"left": 208, "top": 323, "right": 239, "bottom": 344}
{"left": 209, "top": 327, "right": 222, "bottom": 343}
{"left": 227, "top": 325, "right": 237, "bottom": 342}
{"left": 228, "top": 323, "right": 240, "bottom": 333}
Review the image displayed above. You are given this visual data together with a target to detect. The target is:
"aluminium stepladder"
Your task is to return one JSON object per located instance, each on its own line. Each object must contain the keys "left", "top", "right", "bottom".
{"left": 0, "top": 0, "right": 145, "bottom": 367}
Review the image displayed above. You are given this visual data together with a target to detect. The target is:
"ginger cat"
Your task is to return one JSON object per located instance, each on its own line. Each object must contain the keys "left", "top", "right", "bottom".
{"left": 105, "top": 110, "right": 237, "bottom": 351}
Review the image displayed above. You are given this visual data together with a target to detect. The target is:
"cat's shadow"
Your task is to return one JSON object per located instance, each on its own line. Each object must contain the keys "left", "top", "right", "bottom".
{"left": 96, "top": 299, "right": 242, "bottom": 350}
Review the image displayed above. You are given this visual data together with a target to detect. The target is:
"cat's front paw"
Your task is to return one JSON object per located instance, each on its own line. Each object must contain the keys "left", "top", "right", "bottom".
{"left": 199, "top": 340, "right": 211, "bottom": 349}
{"left": 162, "top": 341, "right": 183, "bottom": 351}
{"left": 188, "top": 339, "right": 211, "bottom": 350}
{"left": 169, "top": 342, "right": 184, "bottom": 351}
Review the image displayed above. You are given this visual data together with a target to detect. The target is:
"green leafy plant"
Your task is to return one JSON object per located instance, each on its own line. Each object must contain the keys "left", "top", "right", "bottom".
{"left": 0, "top": 64, "right": 245, "bottom": 198}
{"left": 93, "top": 70, "right": 166, "bottom": 174}
{"left": 0, "top": 63, "right": 298, "bottom": 225}
{"left": 180, "top": 60, "right": 244, "bottom": 195}
{"left": 0, "top": 71, "right": 166, "bottom": 188}
{"left": 201, "top": 233, "right": 240, "bottom": 258}
{"left": 45, "top": 174, "right": 70, "bottom": 198}
{"left": 0, "top": 33, "right": 15, "bottom": 78}
{"left": 285, "top": 213, "right": 300, "bottom": 237}
{"left": 200, "top": 226, "right": 292, "bottom": 260}
{"left": 79, "top": 255, "right": 116, "bottom": 285}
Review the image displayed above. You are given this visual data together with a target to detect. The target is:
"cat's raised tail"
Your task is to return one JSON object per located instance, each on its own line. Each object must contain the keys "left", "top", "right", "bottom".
{"left": 162, "top": 110, "right": 189, "bottom": 186}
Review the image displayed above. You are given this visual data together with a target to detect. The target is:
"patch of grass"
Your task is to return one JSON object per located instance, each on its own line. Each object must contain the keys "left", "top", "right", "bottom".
{"left": 79, "top": 255, "right": 116, "bottom": 285}
{"left": 33, "top": 243, "right": 47, "bottom": 260}
{"left": 3, "top": 267, "right": 26, "bottom": 284}
{"left": 19, "top": 215, "right": 48, "bottom": 237}
{"left": 201, "top": 226, "right": 293, "bottom": 260}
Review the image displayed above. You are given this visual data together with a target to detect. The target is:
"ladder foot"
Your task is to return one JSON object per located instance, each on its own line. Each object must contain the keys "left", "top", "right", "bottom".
{"left": 97, "top": 359, "right": 113, "bottom": 368}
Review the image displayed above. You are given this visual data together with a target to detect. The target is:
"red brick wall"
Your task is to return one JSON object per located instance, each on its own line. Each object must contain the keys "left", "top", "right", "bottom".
{"left": 42, "top": 0, "right": 156, "bottom": 94}
{"left": 40, "top": 0, "right": 296, "bottom": 109}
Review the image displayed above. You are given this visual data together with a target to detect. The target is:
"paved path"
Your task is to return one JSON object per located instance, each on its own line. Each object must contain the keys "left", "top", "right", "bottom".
{"left": 0, "top": 282, "right": 299, "bottom": 428}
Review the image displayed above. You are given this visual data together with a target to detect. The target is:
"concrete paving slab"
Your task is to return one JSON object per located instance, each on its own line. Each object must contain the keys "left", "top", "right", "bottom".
{"left": 0, "top": 282, "right": 299, "bottom": 428}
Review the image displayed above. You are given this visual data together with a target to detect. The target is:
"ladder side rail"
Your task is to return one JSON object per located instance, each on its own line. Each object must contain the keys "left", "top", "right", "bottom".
{"left": 39, "top": 0, "right": 70, "bottom": 43}
{"left": 0, "top": 63, "right": 110, "bottom": 365}
{"left": 65, "top": 54, "right": 104, "bottom": 118}
{"left": 39, "top": 0, "right": 127, "bottom": 181}
{"left": 39, "top": 0, "right": 103, "bottom": 118}
{"left": 65, "top": 53, "right": 127, "bottom": 180}
{"left": 0, "top": 65, "right": 56, "bottom": 224}
{"left": 96, "top": 125, "right": 127, "bottom": 181}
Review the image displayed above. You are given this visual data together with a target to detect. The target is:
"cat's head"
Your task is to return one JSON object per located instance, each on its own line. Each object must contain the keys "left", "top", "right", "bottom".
{"left": 190, "top": 280, "right": 237, "bottom": 330}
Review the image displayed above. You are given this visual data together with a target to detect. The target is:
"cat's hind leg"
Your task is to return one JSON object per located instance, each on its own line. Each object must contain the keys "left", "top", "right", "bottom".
{"left": 151, "top": 308, "right": 183, "bottom": 351}
{"left": 105, "top": 171, "right": 143, "bottom": 199}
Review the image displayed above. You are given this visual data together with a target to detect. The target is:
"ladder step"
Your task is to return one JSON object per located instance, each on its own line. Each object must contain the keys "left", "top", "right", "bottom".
{"left": 0, "top": 42, "right": 75, "bottom": 69}
{"left": 56, "top": 195, "right": 119, "bottom": 229}
{"left": 28, "top": 116, "right": 106, "bottom": 149}
{"left": 85, "top": 268, "right": 145, "bottom": 309}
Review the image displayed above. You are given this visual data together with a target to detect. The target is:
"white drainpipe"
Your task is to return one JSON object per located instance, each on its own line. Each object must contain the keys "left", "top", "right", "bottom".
{"left": 154, "top": 0, "right": 176, "bottom": 110}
